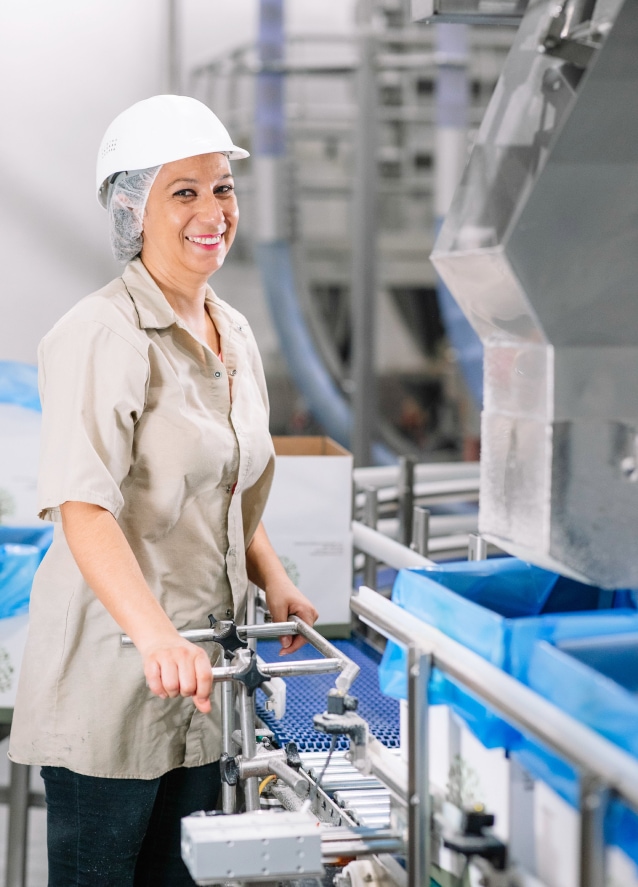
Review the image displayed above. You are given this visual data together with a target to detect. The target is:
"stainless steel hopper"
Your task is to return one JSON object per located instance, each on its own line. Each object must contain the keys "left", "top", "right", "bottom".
{"left": 431, "top": 0, "right": 638, "bottom": 586}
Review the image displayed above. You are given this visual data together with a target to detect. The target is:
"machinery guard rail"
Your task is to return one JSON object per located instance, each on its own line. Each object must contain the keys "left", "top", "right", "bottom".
{"left": 351, "top": 585, "right": 638, "bottom": 887}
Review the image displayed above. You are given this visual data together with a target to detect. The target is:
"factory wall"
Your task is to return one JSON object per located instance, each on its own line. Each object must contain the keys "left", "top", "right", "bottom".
{"left": 0, "top": 0, "right": 355, "bottom": 366}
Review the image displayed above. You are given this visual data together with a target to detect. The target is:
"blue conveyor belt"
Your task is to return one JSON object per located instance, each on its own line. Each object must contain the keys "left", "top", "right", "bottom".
{"left": 255, "top": 636, "right": 400, "bottom": 752}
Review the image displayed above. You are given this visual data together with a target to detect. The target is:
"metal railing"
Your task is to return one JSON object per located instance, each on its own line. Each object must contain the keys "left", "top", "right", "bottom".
{"left": 351, "top": 585, "right": 638, "bottom": 887}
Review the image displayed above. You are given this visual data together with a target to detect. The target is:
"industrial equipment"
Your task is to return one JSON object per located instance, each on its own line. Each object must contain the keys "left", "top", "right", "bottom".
{"left": 163, "top": 2, "right": 638, "bottom": 886}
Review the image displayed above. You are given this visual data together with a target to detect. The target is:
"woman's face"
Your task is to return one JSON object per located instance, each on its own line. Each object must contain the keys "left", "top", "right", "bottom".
{"left": 140, "top": 152, "right": 238, "bottom": 281}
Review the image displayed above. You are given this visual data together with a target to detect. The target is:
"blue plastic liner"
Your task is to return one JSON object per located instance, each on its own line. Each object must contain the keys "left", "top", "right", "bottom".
{"left": 528, "top": 635, "right": 638, "bottom": 760}
{"left": 0, "top": 544, "right": 40, "bottom": 618}
{"left": 0, "top": 361, "right": 40, "bottom": 412}
{"left": 0, "top": 526, "right": 53, "bottom": 618}
{"left": 379, "top": 562, "right": 638, "bottom": 683}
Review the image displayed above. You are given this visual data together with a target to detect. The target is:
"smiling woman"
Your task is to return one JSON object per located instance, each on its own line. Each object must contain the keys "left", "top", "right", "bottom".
{"left": 141, "top": 155, "right": 239, "bottom": 352}
{"left": 8, "top": 95, "right": 318, "bottom": 887}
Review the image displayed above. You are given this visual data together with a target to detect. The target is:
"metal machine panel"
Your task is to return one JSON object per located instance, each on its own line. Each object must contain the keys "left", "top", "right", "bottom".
{"left": 181, "top": 810, "right": 323, "bottom": 884}
{"left": 432, "top": 0, "right": 638, "bottom": 586}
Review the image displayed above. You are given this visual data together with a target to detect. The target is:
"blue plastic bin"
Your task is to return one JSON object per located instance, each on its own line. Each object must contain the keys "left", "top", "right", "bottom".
{"left": 0, "top": 526, "right": 53, "bottom": 619}
{"left": 377, "top": 561, "right": 638, "bottom": 866}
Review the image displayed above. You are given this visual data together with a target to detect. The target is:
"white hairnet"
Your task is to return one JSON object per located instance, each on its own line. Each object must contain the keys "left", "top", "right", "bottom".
{"left": 107, "top": 166, "right": 161, "bottom": 263}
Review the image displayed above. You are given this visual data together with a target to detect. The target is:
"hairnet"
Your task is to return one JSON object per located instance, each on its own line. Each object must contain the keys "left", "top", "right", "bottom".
{"left": 107, "top": 166, "right": 161, "bottom": 263}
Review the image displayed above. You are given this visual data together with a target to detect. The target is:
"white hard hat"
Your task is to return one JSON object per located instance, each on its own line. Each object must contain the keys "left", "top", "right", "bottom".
{"left": 96, "top": 94, "right": 249, "bottom": 207}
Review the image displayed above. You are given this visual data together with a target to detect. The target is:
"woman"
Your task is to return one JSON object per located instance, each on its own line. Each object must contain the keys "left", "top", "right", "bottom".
{"left": 9, "top": 95, "right": 318, "bottom": 886}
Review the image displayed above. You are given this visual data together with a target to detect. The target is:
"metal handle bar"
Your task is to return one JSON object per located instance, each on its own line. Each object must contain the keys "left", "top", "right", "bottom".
{"left": 121, "top": 617, "right": 360, "bottom": 692}
{"left": 211, "top": 658, "right": 343, "bottom": 681}
{"left": 120, "top": 622, "right": 298, "bottom": 646}
{"left": 290, "top": 615, "right": 360, "bottom": 692}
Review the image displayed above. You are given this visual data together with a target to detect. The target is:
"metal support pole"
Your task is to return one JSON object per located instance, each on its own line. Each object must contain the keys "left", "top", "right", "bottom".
{"left": 398, "top": 456, "right": 416, "bottom": 547}
{"left": 351, "top": 6, "right": 378, "bottom": 468}
{"left": 468, "top": 532, "right": 487, "bottom": 561}
{"left": 166, "top": 0, "right": 182, "bottom": 94}
{"left": 238, "top": 685, "right": 260, "bottom": 811}
{"left": 408, "top": 647, "right": 431, "bottom": 887}
{"left": 6, "top": 762, "right": 29, "bottom": 887}
{"left": 411, "top": 506, "right": 430, "bottom": 557}
{"left": 221, "top": 680, "right": 237, "bottom": 814}
{"left": 363, "top": 487, "right": 379, "bottom": 589}
{"left": 246, "top": 583, "right": 257, "bottom": 652}
{"left": 579, "top": 773, "right": 608, "bottom": 887}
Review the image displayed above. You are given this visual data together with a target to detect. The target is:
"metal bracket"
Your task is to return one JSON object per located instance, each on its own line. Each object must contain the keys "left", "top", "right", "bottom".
{"left": 220, "top": 753, "right": 239, "bottom": 786}
{"left": 207, "top": 614, "right": 248, "bottom": 660}
{"left": 232, "top": 649, "right": 270, "bottom": 696}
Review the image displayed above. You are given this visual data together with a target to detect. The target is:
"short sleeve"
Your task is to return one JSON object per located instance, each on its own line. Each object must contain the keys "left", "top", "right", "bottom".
{"left": 37, "top": 320, "right": 148, "bottom": 521}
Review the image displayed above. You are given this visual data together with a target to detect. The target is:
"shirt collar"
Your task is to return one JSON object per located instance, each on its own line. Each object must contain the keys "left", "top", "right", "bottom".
{"left": 121, "top": 258, "right": 219, "bottom": 332}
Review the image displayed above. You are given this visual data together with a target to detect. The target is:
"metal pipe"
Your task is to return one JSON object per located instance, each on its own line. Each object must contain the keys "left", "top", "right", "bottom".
{"left": 321, "top": 776, "right": 384, "bottom": 792}
{"left": 353, "top": 461, "right": 479, "bottom": 490}
{"left": 259, "top": 658, "right": 343, "bottom": 678}
{"left": 237, "top": 684, "right": 260, "bottom": 811}
{"left": 210, "top": 658, "right": 343, "bottom": 682}
{"left": 398, "top": 456, "right": 417, "bottom": 546}
{"left": 351, "top": 6, "right": 379, "bottom": 468}
{"left": 342, "top": 798, "right": 391, "bottom": 809}
{"left": 246, "top": 583, "right": 257, "bottom": 652}
{"left": 355, "top": 477, "right": 480, "bottom": 508}
{"left": 352, "top": 521, "right": 434, "bottom": 570}
{"left": 408, "top": 647, "right": 431, "bottom": 887}
{"left": 5, "top": 762, "right": 29, "bottom": 887}
{"left": 221, "top": 680, "right": 237, "bottom": 814}
{"left": 267, "top": 758, "right": 310, "bottom": 798}
{"left": 322, "top": 839, "right": 405, "bottom": 859}
{"left": 363, "top": 487, "right": 379, "bottom": 590}
{"left": 334, "top": 789, "right": 390, "bottom": 807}
{"left": 166, "top": 0, "right": 182, "bottom": 94}
{"left": 579, "top": 774, "right": 608, "bottom": 887}
{"left": 120, "top": 622, "right": 299, "bottom": 646}
{"left": 291, "top": 615, "right": 360, "bottom": 692}
{"left": 351, "top": 586, "right": 638, "bottom": 811}
{"left": 468, "top": 533, "right": 487, "bottom": 561}
{"left": 411, "top": 506, "right": 430, "bottom": 557}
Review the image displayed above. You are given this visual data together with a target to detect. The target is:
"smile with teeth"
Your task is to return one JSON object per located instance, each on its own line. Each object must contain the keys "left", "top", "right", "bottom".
{"left": 186, "top": 234, "right": 223, "bottom": 245}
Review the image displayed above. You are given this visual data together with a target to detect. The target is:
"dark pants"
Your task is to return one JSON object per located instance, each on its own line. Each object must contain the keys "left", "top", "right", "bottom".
{"left": 41, "top": 762, "right": 221, "bottom": 887}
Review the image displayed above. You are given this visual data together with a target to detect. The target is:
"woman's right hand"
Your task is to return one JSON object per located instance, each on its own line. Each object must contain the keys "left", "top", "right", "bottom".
{"left": 142, "top": 638, "right": 214, "bottom": 713}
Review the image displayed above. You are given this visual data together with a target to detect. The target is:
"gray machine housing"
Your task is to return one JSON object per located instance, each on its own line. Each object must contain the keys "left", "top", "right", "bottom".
{"left": 432, "top": 0, "right": 638, "bottom": 587}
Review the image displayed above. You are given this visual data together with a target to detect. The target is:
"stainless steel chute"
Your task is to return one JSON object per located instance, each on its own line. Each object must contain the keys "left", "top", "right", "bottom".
{"left": 431, "top": 0, "right": 638, "bottom": 587}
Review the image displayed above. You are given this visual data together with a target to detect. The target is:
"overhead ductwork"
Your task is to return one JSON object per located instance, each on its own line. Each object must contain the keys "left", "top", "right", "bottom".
{"left": 431, "top": 0, "right": 638, "bottom": 587}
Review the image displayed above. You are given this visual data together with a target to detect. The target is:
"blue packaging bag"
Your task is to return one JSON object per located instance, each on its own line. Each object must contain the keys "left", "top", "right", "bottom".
{"left": 0, "top": 360, "right": 40, "bottom": 411}
{"left": 528, "top": 635, "right": 638, "bottom": 760}
{"left": 379, "top": 562, "right": 638, "bottom": 685}
{"left": 0, "top": 544, "right": 40, "bottom": 619}
{"left": 0, "top": 526, "right": 53, "bottom": 619}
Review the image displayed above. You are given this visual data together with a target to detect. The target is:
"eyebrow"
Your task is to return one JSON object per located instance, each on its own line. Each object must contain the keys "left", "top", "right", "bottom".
{"left": 166, "top": 173, "right": 234, "bottom": 189}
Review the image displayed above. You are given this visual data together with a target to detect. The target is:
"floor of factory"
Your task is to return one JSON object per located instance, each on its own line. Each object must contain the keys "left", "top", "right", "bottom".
{"left": 0, "top": 737, "right": 47, "bottom": 886}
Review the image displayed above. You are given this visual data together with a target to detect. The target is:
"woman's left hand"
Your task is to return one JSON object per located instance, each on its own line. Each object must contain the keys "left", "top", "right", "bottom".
{"left": 265, "top": 578, "right": 319, "bottom": 656}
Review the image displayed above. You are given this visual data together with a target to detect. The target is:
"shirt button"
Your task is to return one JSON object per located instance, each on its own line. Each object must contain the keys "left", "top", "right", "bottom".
{"left": 227, "top": 547, "right": 236, "bottom": 557}
{"left": 225, "top": 485, "right": 232, "bottom": 493}
{"left": 229, "top": 369, "right": 237, "bottom": 377}
{"left": 214, "top": 371, "right": 221, "bottom": 378}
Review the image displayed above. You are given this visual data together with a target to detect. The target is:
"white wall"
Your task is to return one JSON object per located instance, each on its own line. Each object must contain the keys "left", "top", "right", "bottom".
{"left": 0, "top": 0, "right": 356, "bottom": 366}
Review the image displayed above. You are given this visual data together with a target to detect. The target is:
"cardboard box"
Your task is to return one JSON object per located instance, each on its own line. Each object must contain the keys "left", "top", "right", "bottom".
{"left": 261, "top": 437, "right": 353, "bottom": 636}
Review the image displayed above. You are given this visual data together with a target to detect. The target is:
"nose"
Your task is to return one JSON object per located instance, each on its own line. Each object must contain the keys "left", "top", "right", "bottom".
{"left": 198, "top": 191, "right": 226, "bottom": 229}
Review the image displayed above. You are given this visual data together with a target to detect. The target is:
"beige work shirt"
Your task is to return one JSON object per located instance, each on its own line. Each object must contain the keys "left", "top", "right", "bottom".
{"left": 9, "top": 258, "right": 275, "bottom": 778}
